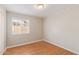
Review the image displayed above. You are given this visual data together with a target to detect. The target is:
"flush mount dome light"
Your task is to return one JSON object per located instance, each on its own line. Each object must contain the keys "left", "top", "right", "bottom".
{"left": 34, "top": 4, "right": 46, "bottom": 9}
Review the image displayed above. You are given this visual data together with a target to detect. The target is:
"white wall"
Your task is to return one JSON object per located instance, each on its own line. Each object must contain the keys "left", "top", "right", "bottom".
{"left": 44, "top": 5, "right": 79, "bottom": 54}
{"left": 0, "top": 6, "right": 6, "bottom": 54}
{"left": 6, "top": 12, "right": 43, "bottom": 48}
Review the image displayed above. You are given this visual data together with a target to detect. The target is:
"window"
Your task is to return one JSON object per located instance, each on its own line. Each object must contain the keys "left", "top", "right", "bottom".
{"left": 12, "top": 18, "right": 30, "bottom": 34}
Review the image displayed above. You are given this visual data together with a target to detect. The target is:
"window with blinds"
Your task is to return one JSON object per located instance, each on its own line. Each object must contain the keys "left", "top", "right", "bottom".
{"left": 12, "top": 18, "right": 30, "bottom": 34}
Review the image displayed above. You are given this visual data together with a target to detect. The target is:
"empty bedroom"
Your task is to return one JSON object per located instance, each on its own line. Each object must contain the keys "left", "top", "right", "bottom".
{"left": 0, "top": 4, "right": 79, "bottom": 55}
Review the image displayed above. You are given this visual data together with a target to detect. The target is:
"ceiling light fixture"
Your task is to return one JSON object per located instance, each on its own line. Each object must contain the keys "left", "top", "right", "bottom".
{"left": 34, "top": 4, "right": 46, "bottom": 9}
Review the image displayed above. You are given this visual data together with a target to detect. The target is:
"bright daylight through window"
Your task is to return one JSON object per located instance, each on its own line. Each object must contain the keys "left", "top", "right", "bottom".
{"left": 12, "top": 18, "right": 30, "bottom": 34}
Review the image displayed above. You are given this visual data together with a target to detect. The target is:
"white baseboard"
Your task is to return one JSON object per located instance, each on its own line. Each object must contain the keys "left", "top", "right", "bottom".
{"left": 0, "top": 52, "right": 3, "bottom": 55}
{"left": 0, "top": 51, "right": 4, "bottom": 55}
{"left": 6, "top": 39, "right": 79, "bottom": 55}
{"left": 0, "top": 48, "right": 7, "bottom": 55}
{"left": 7, "top": 40, "right": 42, "bottom": 49}
{"left": 43, "top": 39, "right": 79, "bottom": 55}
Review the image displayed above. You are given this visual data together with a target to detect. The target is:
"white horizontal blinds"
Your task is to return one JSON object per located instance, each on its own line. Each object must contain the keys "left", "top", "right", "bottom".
{"left": 12, "top": 18, "right": 30, "bottom": 34}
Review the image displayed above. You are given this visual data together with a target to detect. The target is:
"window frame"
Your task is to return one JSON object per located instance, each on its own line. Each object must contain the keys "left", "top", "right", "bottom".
{"left": 12, "top": 17, "right": 30, "bottom": 35}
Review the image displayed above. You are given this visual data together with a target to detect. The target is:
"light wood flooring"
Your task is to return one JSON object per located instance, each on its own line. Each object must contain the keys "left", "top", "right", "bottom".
{"left": 4, "top": 41, "right": 75, "bottom": 55}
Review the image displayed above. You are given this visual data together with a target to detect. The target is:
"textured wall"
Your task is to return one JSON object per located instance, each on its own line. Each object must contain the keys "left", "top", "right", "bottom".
{"left": 44, "top": 5, "right": 79, "bottom": 54}
{"left": 6, "top": 12, "right": 43, "bottom": 47}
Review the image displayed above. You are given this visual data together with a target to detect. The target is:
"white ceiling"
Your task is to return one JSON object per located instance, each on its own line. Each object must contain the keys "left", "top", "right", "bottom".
{"left": 1, "top": 4, "right": 79, "bottom": 18}
{"left": 2, "top": 4, "right": 52, "bottom": 18}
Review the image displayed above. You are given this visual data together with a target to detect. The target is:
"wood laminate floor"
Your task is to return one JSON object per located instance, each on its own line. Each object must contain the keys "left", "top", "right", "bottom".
{"left": 4, "top": 41, "right": 75, "bottom": 55}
